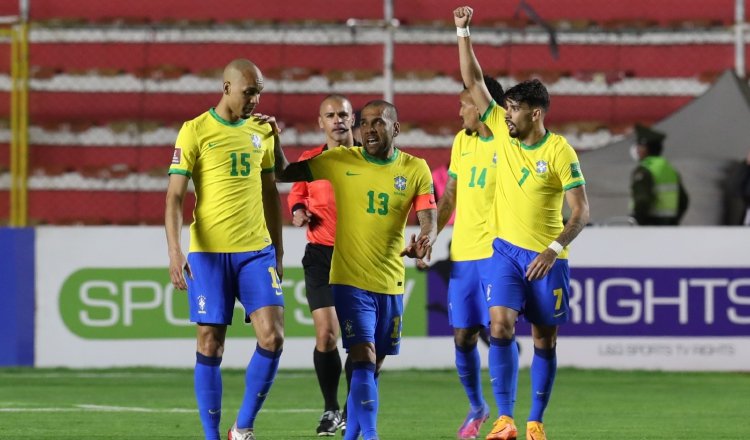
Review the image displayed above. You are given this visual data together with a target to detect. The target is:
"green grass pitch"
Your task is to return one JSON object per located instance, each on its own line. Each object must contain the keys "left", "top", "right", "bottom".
{"left": 1, "top": 367, "right": 748, "bottom": 439}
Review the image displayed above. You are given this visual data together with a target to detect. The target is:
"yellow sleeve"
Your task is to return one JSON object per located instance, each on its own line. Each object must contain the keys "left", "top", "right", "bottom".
{"left": 307, "top": 147, "right": 338, "bottom": 181}
{"left": 556, "top": 143, "right": 586, "bottom": 190}
{"left": 168, "top": 121, "right": 199, "bottom": 178}
{"left": 447, "top": 132, "right": 462, "bottom": 179}
{"left": 416, "top": 158, "right": 435, "bottom": 196}
{"left": 479, "top": 101, "right": 508, "bottom": 138}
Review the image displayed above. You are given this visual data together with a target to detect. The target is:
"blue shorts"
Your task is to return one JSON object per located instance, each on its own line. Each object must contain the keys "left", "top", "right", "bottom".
{"left": 447, "top": 259, "right": 489, "bottom": 329}
{"left": 478, "top": 238, "right": 570, "bottom": 326}
{"left": 332, "top": 285, "right": 403, "bottom": 357}
{"left": 186, "top": 245, "right": 284, "bottom": 325}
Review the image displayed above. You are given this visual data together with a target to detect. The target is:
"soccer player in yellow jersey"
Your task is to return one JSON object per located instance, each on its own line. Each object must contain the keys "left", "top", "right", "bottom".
{"left": 455, "top": 7, "right": 591, "bottom": 440}
{"left": 165, "top": 59, "right": 284, "bottom": 440}
{"left": 276, "top": 100, "right": 438, "bottom": 440}
{"left": 425, "top": 76, "right": 505, "bottom": 439}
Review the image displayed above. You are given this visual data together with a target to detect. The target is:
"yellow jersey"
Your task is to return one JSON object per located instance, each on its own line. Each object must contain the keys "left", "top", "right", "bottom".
{"left": 307, "top": 147, "right": 435, "bottom": 294}
{"left": 481, "top": 101, "right": 585, "bottom": 259}
{"left": 169, "top": 108, "right": 275, "bottom": 253}
{"left": 447, "top": 130, "right": 498, "bottom": 261}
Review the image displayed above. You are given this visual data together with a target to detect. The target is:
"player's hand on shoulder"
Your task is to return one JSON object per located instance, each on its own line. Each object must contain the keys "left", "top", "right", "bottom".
{"left": 252, "top": 113, "right": 282, "bottom": 134}
{"left": 454, "top": 6, "right": 473, "bottom": 28}
{"left": 525, "top": 249, "right": 556, "bottom": 281}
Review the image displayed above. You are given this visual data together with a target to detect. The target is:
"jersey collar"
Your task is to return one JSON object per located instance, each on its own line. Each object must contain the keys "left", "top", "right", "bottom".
{"left": 361, "top": 147, "right": 400, "bottom": 165}
{"left": 519, "top": 129, "right": 550, "bottom": 150}
{"left": 209, "top": 107, "right": 246, "bottom": 127}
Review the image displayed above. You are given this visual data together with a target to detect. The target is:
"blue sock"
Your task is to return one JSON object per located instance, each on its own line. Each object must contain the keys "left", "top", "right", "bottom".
{"left": 343, "top": 391, "right": 360, "bottom": 440}
{"left": 350, "top": 362, "right": 378, "bottom": 440}
{"left": 455, "top": 343, "right": 484, "bottom": 408}
{"left": 528, "top": 346, "right": 557, "bottom": 422}
{"left": 195, "top": 352, "right": 222, "bottom": 440}
{"left": 236, "top": 344, "right": 282, "bottom": 429}
{"left": 488, "top": 336, "right": 518, "bottom": 418}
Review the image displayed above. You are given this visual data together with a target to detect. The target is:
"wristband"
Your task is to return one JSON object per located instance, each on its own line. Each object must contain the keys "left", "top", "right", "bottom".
{"left": 547, "top": 241, "right": 563, "bottom": 255}
{"left": 456, "top": 27, "right": 470, "bottom": 38}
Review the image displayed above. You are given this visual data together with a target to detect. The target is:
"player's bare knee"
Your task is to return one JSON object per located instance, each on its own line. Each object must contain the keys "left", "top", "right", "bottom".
{"left": 196, "top": 337, "right": 224, "bottom": 357}
{"left": 454, "top": 327, "right": 480, "bottom": 348}
{"left": 196, "top": 325, "right": 226, "bottom": 356}
{"left": 317, "top": 334, "right": 338, "bottom": 352}
{"left": 531, "top": 324, "right": 557, "bottom": 349}
{"left": 490, "top": 320, "right": 515, "bottom": 339}
{"left": 349, "top": 343, "right": 376, "bottom": 363}
{"left": 257, "top": 329, "right": 284, "bottom": 352}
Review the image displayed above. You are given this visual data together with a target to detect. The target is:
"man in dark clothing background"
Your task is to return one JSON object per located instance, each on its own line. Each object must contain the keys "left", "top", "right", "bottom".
{"left": 629, "top": 124, "right": 689, "bottom": 225}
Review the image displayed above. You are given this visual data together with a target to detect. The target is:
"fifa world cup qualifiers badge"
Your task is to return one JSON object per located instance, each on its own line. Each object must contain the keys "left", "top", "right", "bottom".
{"left": 172, "top": 148, "right": 182, "bottom": 164}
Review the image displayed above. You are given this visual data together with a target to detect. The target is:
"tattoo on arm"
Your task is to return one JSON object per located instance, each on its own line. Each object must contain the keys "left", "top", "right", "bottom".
{"left": 557, "top": 186, "right": 589, "bottom": 247}
{"left": 417, "top": 208, "right": 438, "bottom": 243}
{"left": 556, "top": 217, "right": 586, "bottom": 247}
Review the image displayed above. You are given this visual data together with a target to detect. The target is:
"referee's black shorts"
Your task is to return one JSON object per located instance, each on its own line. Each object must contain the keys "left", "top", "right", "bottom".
{"left": 301, "top": 243, "right": 334, "bottom": 311}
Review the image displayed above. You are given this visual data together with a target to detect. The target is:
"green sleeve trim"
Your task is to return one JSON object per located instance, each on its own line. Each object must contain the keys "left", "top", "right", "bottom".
{"left": 361, "top": 148, "right": 400, "bottom": 165}
{"left": 564, "top": 180, "right": 586, "bottom": 191}
{"left": 168, "top": 168, "right": 191, "bottom": 178}
{"left": 479, "top": 100, "right": 497, "bottom": 123}
{"left": 261, "top": 167, "right": 275, "bottom": 174}
{"left": 447, "top": 170, "right": 458, "bottom": 179}
{"left": 519, "top": 130, "right": 551, "bottom": 150}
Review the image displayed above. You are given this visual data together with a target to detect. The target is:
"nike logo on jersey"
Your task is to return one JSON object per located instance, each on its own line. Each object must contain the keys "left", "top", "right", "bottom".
{"left": 346, "top": 171, "right": 360, "bottom": 176}
{"left": 208, "top": 142, "right": 219, "bottom": 148}
{"left": 461, "top": 152, "right": 473, "bottom": 156}
{"left": 553, "top": 311, "right": 566, "bottom": 318}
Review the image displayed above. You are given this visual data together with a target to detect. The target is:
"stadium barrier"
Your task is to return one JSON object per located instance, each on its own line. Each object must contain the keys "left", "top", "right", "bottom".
{"left": 0, "top": 226, "right": 745, "bottom": 371}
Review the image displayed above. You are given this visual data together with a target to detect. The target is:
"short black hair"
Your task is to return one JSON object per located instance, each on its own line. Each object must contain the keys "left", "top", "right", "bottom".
{"left": 462, "top": 75, "right": 505, "bottom": 105}
{"left": 362, "top": 99, "right": 398, "bottom": 121}
{"left": 483, "top": 75, "right": 505, "bottom": 106}
{"left": 503, "top": 79, "right": 550, "bottom": 112}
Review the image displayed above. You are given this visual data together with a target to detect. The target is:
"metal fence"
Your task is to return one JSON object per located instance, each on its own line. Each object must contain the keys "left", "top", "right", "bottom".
{"left": 0, "top": 0, "right": 745, "bottom": 225}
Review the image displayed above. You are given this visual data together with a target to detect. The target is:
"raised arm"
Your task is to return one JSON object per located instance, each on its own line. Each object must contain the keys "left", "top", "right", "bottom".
{"left": 454, "top": 6, "right": 492, "bottom": 115}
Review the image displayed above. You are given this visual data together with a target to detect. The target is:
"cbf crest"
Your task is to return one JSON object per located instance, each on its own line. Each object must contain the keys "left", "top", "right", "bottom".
{"left": 251, "top": 133, "right": 262, "bottom": 149}
{"left": 197, "top": 295, "right": 207, "bottom": 315}
{"left": 394, "top": 175, "right": 407, "bottom": 191}
{"left": 343, "top": 320, "right": 355, "bottom": 338}
{"left": 536, "top": 160, "right": 548, "bottom": 174}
